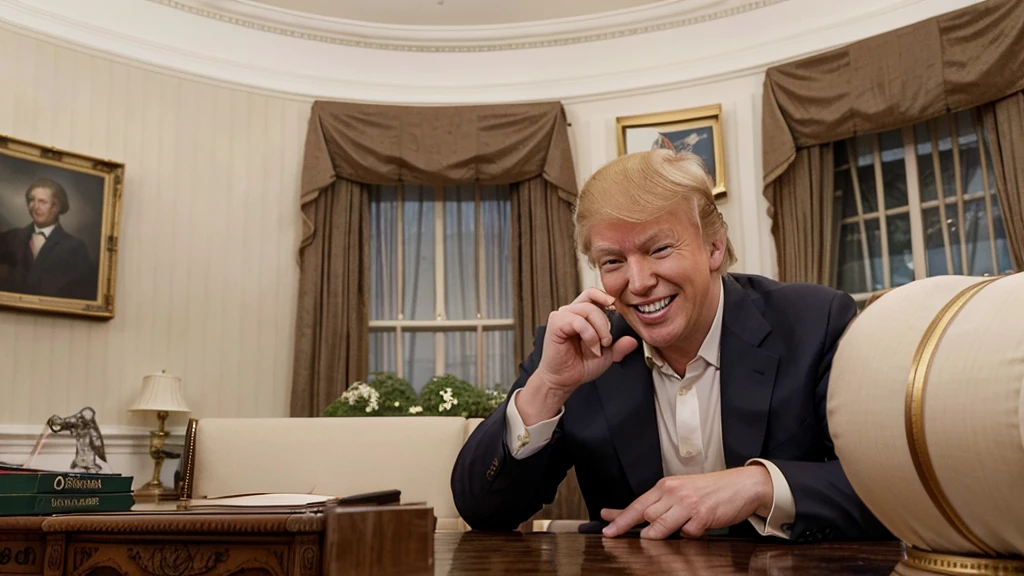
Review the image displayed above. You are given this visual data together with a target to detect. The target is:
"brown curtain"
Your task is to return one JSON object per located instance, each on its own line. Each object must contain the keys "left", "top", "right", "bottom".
{"left": 511, "top": 177, "right": 581, "bottom": 366}
{"left": 983, "top": 93, "right": 1024, "bottom": 270}
{"left": 293, "top": 100, "right": 578, "bottom": 416}
{"left": 762, "top": 0, "right": 1024, "bottom": 280}
{"left": 766, "top": 146, "right": 835, "bottom": 284}
{"left": 291, "top": 179, "right": 370, "bottom": 417}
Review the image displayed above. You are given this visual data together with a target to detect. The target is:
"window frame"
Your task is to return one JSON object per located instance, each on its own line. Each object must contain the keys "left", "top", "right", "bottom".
{"left": 832, "top": 111, "right": 1005, "bottom": 303}
{"left": 368, "top": 183, "right": 514, "bottom": 389}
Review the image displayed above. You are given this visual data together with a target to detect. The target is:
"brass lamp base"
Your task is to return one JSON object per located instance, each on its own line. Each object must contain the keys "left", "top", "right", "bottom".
{"left": 133, "top": 480, "right": 178, "bottom": 501}
{"left": 133, "top": 410, "right": 182, "bottom": 502}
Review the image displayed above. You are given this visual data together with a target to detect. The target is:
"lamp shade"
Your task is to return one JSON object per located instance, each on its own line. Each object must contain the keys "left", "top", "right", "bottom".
{"left": 129, "top": 371, "right": 191, "bottom": 413}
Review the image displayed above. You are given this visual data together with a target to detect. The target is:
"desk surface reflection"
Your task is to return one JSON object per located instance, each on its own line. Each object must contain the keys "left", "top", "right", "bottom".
{"left": 436, "top": 531, "right": 905, "bottom": 575}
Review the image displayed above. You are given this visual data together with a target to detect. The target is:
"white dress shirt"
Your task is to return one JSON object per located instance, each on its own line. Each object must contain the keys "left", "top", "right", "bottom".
{"left": 30, "top": 223, "right": 55, "bottom": 257}
{"left": 505, "top": 278, "right": 795, "bottom": 538}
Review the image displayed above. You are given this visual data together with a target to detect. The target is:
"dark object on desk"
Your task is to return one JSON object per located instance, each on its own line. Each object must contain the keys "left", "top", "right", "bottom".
{"left": 0, "top": 466, "right": 132, "bottom": 495}
{"left": 336, "top": 489, "right": 401, "bottom": 506}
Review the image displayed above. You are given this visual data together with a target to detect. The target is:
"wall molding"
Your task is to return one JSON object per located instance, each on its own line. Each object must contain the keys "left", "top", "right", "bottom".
{"left": 0, "top": 425, "right": 186, "bottom": 457}
{"left": 146, "top": 0, "right": 788, "bottom": 52}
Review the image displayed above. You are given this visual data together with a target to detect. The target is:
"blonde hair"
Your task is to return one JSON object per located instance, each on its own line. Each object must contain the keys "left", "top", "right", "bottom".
{"left": 574, "top": 149, "right": 737, "bottom": 271}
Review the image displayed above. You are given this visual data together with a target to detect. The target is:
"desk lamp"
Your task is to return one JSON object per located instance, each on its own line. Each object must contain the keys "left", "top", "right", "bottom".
{"left": 129, "top": 370, "right": 191, "bottom": 500}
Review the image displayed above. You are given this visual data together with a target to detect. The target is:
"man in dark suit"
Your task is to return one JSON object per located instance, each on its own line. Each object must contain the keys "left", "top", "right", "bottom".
{"left": 0, "top": 177, "right": 96, "bottom": 300}
{"left": 451, "top": 149, "right": 890, "bottom": 542}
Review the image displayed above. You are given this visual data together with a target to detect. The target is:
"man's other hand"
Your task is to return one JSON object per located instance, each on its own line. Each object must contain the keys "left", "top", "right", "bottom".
{"left": 600, "top": 466, "right": 773, "bottom": 540}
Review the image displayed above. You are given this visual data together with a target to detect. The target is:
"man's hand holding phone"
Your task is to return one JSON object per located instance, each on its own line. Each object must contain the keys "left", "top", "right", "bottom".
{"left": 516, "top": 289, "right": 638, "bottom": 425}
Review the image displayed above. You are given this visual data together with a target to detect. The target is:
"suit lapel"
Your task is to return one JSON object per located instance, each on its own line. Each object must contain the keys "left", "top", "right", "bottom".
{"left": 596, "top": 315, "right": 663, "bottom": 499}
{"left": 719, "top": 275, "right": 779, "bottom": 468}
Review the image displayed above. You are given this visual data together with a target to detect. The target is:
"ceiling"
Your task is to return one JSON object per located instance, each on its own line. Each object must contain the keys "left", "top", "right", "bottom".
{"left": 250, "top": 0, "right": 668, "bottom": 26}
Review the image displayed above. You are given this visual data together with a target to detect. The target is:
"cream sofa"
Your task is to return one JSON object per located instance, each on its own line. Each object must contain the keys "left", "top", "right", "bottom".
{"left": 181, "top": 416, "right": 485, "bottom": 531}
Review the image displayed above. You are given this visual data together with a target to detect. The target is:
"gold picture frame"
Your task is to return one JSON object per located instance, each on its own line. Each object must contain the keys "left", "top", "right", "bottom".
{"left": 0, "top": 134, "right": 124, "bottom": 319}
{"left": 616, "top": 104, "right": 726, "bottom": 198}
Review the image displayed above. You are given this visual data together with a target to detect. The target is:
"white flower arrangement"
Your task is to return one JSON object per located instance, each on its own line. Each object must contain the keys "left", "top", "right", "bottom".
{"left": 437, "top": 387, "right": 460, "bottom": 412}
{"left": 408, "top": 406, "right": 424, "bottom": 414}
{"left": 340, "top": 381, "right": 380, "bottom": 413}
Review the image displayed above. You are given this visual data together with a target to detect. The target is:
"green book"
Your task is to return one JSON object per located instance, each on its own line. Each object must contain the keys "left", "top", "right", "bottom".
{"left": 0, "top": 492, "right": 136, "bottom": 516}
{"left": 0, "top": 471, "right": 133, "bottom": 495}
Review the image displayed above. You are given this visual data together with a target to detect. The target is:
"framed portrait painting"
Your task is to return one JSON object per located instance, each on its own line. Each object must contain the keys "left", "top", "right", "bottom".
{"left": 616, "top": 104, "right": 726, "bottom": 198}
{"left": 0, "top": 134, "right": 124, "bottom": 319}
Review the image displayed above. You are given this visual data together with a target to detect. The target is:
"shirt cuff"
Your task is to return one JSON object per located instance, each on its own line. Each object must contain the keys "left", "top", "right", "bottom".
{"left": 504, "top": 389, "right": 564, "bottom": 460}
{"left": 744, "top": 458, "right": 795, "bottom": 539}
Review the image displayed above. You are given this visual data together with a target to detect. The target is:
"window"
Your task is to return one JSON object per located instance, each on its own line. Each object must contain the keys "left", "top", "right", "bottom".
{"left": 368, "top": 184, "right": 515, "bottom": 392}
{"left": 833, "top": 109, "right": 1015, "bottom": 303}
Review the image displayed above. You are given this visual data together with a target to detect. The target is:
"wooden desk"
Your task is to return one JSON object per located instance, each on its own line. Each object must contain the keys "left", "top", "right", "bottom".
{"left": 0, "top": 504, "right": 433, "bottom": 576}
{"left": 435, "top": 532, "right": 907, "bottom": 575}
{"left": 3, "top": 512, "right": 908, "bottom": 576}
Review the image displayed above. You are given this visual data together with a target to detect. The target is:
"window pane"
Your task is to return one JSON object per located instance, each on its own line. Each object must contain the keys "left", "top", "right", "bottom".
{"left": 444, "top": 331, "right": 477, "bottom": 385}
{"left": 963, "top": 199, "right": 994, "bottom": 276}
{"left": 852, "top": 135, "right": 878, "bottom": 214}
{"left": 370, "top": 186, "right": 398, "bottom": 321}
{"left": 484, "top": 329, "right": 516, "bottom": 392}
{"left": 369, "top": 331, "right": 397, "bottom": 375}
{"left": 404, "top": 331, "right": 435, "bottom": 392}
{"left": 992, "top": 195, "right": 1014, "bottom": 275}
{"left": 915, "top": 122, "right": 937, "bottom": 203}
{"left": 934, "top": 118, "right": 957, "bottom": 200}
{"left": 403, "top": 185, "right": 435, "bottom": 321}
{"left": 482, "top": 185, "right": 512, "bottom": 319}
{"left": 836, "top": 223, "right": 867, "bottom": 294}
{"left": 879, "top": 130, "right": 908, "bottom": 209}
{"left": 444, "top": 185, "right": 477, "bottom": 321}
{"left": 946, "top": 202, "right": 964, "bottom": 275}
{"left": 887, "top": 213, "right": 914, "bottom": 287}
{"left": 835, "top": 169, "right": 858, "bottom": 219}
{"left": 956, "top": 111, "right": 984, "bottom": 195}
{"left": 865, "top": 219, "right": 883, "bottom": 291}
{"left": 923, "top": 207, "right": 948, "bottom": 276}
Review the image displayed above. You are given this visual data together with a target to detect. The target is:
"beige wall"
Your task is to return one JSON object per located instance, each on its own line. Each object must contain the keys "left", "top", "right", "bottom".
{"left": 0, "top": 29, "right": 311, "bottom": 426}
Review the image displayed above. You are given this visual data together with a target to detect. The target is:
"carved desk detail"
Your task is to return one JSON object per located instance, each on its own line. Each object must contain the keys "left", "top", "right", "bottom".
{"left": 126, "top": 545, "right": 229, "bottom": 576}
{"left": 0, "top": 504, "right": 432, "bottom": 576}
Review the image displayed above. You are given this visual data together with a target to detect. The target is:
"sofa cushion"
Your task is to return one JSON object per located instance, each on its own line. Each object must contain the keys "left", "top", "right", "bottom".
{"left": 189, "top": 416, "right": 469, "bottom": 524}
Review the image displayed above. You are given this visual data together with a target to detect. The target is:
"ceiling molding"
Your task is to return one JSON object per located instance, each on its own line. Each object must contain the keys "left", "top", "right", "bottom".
{"left": 146, "top": 0, "right": 789, "bottom": 52}
{"left": 0, "top": 0, "right": 985, "bottom": 103}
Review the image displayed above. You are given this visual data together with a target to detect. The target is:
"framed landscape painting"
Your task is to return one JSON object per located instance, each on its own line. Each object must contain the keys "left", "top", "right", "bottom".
{"left": 0, "top": 134, "right": 124, "bottom": 319}
{"left": 616, "top": 104, "right": 726, "bottom": 198}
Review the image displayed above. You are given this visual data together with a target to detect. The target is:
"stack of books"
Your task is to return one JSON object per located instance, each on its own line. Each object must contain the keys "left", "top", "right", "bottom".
{"left": 0, "top": 464, "right": 134, "bottom": 515}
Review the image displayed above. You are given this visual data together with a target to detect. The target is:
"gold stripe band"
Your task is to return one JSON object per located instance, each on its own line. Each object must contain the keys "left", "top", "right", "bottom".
{"left": 904, "top": 277, "right": 1000, "bottom": 557}
{"left": 903, "top": 547, "right": 1024, "bottom": 575}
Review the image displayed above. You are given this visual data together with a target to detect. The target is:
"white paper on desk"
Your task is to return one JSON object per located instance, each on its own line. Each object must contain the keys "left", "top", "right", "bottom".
{"left": 188, "top": 493, "right": 338, "bottom": 507}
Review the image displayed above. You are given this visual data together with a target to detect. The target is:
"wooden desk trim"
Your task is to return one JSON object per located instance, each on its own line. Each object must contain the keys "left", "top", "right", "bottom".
{"left": 0, "top": 504, "right": 434, "bottom": 576}
{"left": 179, "top": 417, "right": 199, "bottom": 500}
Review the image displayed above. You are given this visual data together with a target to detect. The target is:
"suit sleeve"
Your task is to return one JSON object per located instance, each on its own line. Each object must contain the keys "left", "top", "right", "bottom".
{"left": 450, "top": 326, "right": 574, "bottom": 531}
{"left": 768, "top": 291, "right": 892, "bottom": 542}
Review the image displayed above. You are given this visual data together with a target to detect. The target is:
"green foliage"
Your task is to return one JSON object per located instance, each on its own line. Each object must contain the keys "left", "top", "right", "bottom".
{"left": 322, "top": 372, "right": 508, "bottom": 419}
{"left": 367, "top": 371, "right": 419, "bottom": 416}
